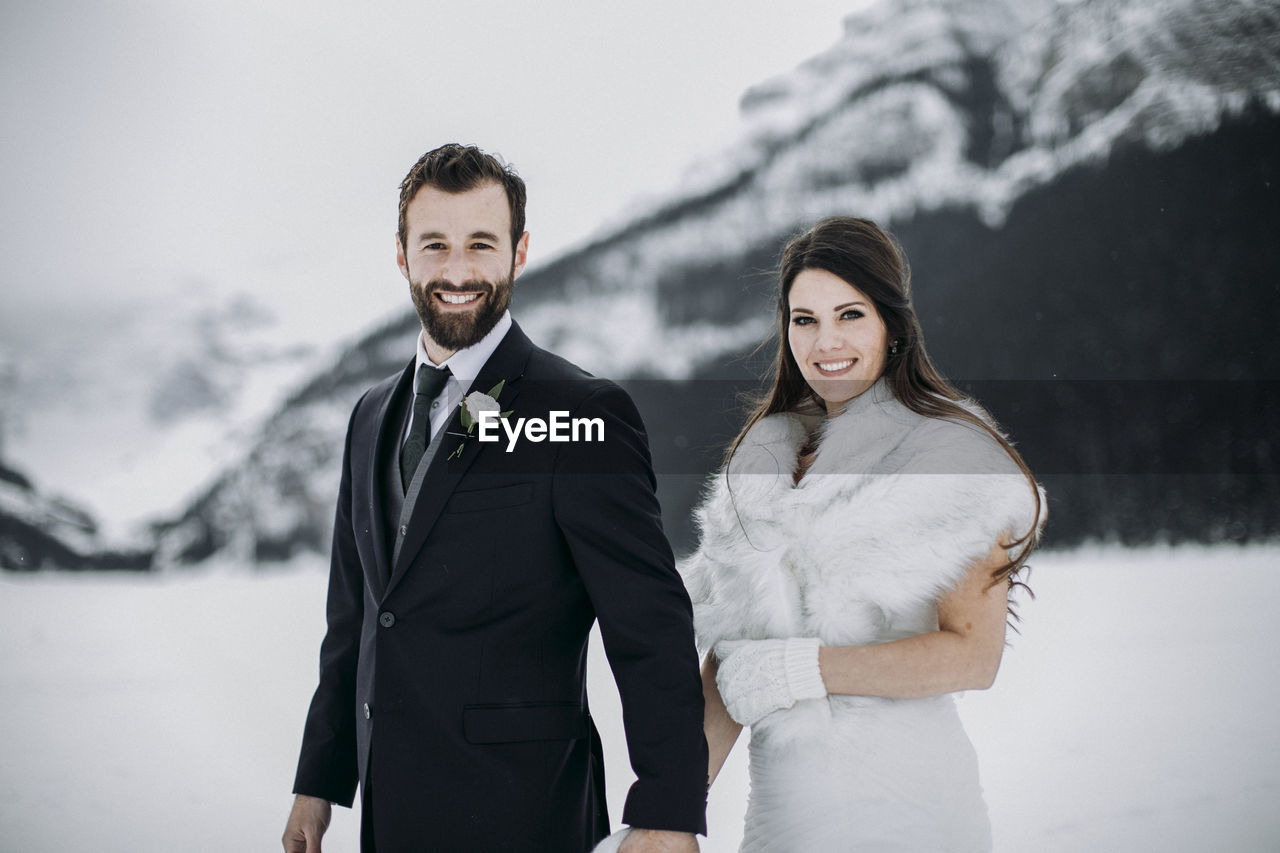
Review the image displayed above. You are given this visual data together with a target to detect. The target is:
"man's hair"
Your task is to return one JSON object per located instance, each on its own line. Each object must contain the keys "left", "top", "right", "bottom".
{"left": 397, "top": 143, "right": 527, "bottom": 253}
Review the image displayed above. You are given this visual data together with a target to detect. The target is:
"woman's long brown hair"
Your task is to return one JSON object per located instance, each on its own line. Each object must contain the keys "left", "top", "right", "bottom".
{"left": 726, "top": 216, "right": 1043, "bottom": 590}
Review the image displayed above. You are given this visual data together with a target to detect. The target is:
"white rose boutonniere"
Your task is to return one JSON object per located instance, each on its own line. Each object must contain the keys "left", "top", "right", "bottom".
{"left": 462, "top": 389, "right": 501, "bottom": 423}
{"left": 448, "top": 380, "right": 513, "bottom": 460}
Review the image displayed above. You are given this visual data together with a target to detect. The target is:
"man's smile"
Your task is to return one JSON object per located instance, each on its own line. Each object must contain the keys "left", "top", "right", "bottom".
{"left": 437, "top": 291, "right": 484, "bottom": 306}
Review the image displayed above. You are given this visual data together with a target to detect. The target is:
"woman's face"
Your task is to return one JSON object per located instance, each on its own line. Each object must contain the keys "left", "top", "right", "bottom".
{"left": 787, "top": 268, "right": 889, "bottom": 410}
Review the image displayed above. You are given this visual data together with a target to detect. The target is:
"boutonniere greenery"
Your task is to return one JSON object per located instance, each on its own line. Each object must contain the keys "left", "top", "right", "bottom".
{"left": 447, "top": 380, "right": 514, "bottom": 460}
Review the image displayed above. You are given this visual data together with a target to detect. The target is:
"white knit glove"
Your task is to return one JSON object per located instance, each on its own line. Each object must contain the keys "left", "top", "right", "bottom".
{"left": 591, "top": 828, "right": 630, "bottom": 852}
{"left": 714, "top": 637, "right": 827, "bottom": 727}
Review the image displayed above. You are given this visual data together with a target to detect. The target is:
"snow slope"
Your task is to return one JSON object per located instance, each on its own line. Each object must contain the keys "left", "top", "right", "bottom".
{"left": 515, "top": 0, "right": 1280, "bottom": 380}
{"left": 1, "top": 544, "right": 1277, "bottom": 851}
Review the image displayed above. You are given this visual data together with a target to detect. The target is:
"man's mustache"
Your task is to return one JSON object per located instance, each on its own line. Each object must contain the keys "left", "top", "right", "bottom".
{"left": 426, "top": 279, "right": 494, "bottom": 294}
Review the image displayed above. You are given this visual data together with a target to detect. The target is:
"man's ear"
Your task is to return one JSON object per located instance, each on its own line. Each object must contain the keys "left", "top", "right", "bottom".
{"left": 396, "top": 234, "right": 410, "bottom": 281}
{"left": 512, "top": 232, "right": 530, "bottom": 280}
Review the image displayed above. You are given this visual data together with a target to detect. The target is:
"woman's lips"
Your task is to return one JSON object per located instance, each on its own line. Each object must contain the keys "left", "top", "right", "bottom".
{"left": 815, "top": 358, "right": 856, "bottom": 376}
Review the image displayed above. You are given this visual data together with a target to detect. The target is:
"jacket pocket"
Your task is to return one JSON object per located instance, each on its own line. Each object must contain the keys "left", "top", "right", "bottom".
{"left": 444, "top": 482, "right": 534, "bottom": 514}
{"left": 462, "top": 701, "right": 588, "bottom": 744}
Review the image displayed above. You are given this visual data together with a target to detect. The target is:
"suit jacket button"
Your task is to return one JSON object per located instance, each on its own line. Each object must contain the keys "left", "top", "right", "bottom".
{"left": 363, "top": 702, "right": 371, "bottom": 720}
{"left": 378, "top": 611, "right": 396, "bottom": 628}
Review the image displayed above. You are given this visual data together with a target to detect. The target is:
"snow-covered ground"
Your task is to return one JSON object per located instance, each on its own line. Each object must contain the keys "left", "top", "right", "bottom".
{"left": 1, "top": 544, "right": 1277, "bottom": 851}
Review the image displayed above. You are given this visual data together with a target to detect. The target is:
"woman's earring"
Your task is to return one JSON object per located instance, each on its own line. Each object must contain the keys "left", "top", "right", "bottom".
{"left": 889, "top": 339, "right": 900, "bottom": 356}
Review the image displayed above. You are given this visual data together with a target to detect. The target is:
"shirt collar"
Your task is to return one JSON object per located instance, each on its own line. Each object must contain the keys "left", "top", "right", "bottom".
{"left": 414, "top": 310, "right": 513, "bottom": 393}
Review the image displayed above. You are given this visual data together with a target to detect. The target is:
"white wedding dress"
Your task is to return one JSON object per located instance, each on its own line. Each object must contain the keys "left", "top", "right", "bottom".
{"left": 681, "top": 381, "right": 1044, "bottom": 852}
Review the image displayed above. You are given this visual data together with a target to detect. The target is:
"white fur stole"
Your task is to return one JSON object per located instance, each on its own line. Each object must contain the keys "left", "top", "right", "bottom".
{"left": 680, "top": 382, "right": 1047, "bottom": 654}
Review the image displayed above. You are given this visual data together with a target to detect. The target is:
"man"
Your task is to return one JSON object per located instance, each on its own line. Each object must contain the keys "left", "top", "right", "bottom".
{"left": 282, "top": 144, "right": 707, "bottom": 852}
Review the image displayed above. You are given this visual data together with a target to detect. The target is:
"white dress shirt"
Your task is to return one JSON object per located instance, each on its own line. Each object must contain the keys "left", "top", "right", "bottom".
{"left": 402, "top": 311, "right": 513, "bottom": 446}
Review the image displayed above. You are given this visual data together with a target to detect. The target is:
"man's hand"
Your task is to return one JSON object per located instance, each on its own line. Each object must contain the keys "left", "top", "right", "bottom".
{"left": 282, "top": 794, "right": 331, "bottom": 853}
{"left": 618, "top": 828, "right": 699, "bottom": 852}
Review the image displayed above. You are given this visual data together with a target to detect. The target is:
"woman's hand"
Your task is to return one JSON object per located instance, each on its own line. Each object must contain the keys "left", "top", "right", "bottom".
{"left": 712, "top": 637, "right": 827, "bottom": 726}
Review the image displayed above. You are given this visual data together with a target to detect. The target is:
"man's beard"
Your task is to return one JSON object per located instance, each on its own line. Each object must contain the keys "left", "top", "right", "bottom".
{"left": 410, "top": 273, "right": 513, "bottom": 352}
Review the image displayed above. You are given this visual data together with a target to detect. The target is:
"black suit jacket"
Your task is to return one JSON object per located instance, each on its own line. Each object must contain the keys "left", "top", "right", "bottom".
{"left": 293, "top": 322, "right": 708, "bottom": 851}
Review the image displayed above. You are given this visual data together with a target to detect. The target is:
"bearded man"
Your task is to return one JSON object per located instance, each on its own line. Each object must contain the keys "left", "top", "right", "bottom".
{"left": 282, "top": 144, "right": 707, "bottom": 853}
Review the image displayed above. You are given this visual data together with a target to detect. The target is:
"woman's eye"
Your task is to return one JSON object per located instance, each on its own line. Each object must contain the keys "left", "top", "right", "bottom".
{"left": 791, "top": 316, "right": 814, "bottom": 326}
{"left": 841, "top": 309, "right": 864, "bottom": 320}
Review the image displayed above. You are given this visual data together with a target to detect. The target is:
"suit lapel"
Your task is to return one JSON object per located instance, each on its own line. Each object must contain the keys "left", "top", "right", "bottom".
{"left": 368, "top": 361, "right": 415, "bottom": 598}
{"left": 384, "top": 322, "right": 535, "bottom": 599}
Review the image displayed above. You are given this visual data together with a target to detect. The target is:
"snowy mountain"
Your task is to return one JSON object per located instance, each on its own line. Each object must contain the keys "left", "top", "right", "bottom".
{"left": 1, "top": 288, "right": 327, "bottom": 540}
{"left": 507, "top": 0, "right": 1280, "bottom": 379}
{"left": 0, "top": 458, "right": 150, "bottom": 570}
{"left": 8, "top": 0, "right": 1277, "bottom": 569}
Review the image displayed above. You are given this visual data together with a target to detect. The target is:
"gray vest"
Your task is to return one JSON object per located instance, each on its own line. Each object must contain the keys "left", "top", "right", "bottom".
{"left": 381, "top": 385, "right": 455, "bottom": 571}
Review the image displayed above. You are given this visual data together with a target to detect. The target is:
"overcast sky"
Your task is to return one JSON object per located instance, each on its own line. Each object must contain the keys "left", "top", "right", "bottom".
{"left": 1, "top": 0, "right": 871, "bottom": 352}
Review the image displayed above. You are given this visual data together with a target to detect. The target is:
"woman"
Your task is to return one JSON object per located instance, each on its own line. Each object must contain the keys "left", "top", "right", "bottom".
{"left": 683, "top": 217, "right": 1045, "bottom": 851}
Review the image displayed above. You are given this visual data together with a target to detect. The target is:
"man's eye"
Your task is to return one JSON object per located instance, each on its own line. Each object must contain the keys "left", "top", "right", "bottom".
{"left": 470, "top": 242, "right": 494, "bottom": 250}
{"left": 424, "top": 242, "right": 446, "bottom": 251}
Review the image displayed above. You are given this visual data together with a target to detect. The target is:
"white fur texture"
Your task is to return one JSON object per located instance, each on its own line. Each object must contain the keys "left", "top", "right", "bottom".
{"left": 680, "top": 381, "right": 1046, "bottom": 851}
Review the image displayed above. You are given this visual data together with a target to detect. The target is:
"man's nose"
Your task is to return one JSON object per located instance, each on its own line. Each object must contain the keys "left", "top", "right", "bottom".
{"left": 438, "top": 247, "right": 471, "bottom": 283}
